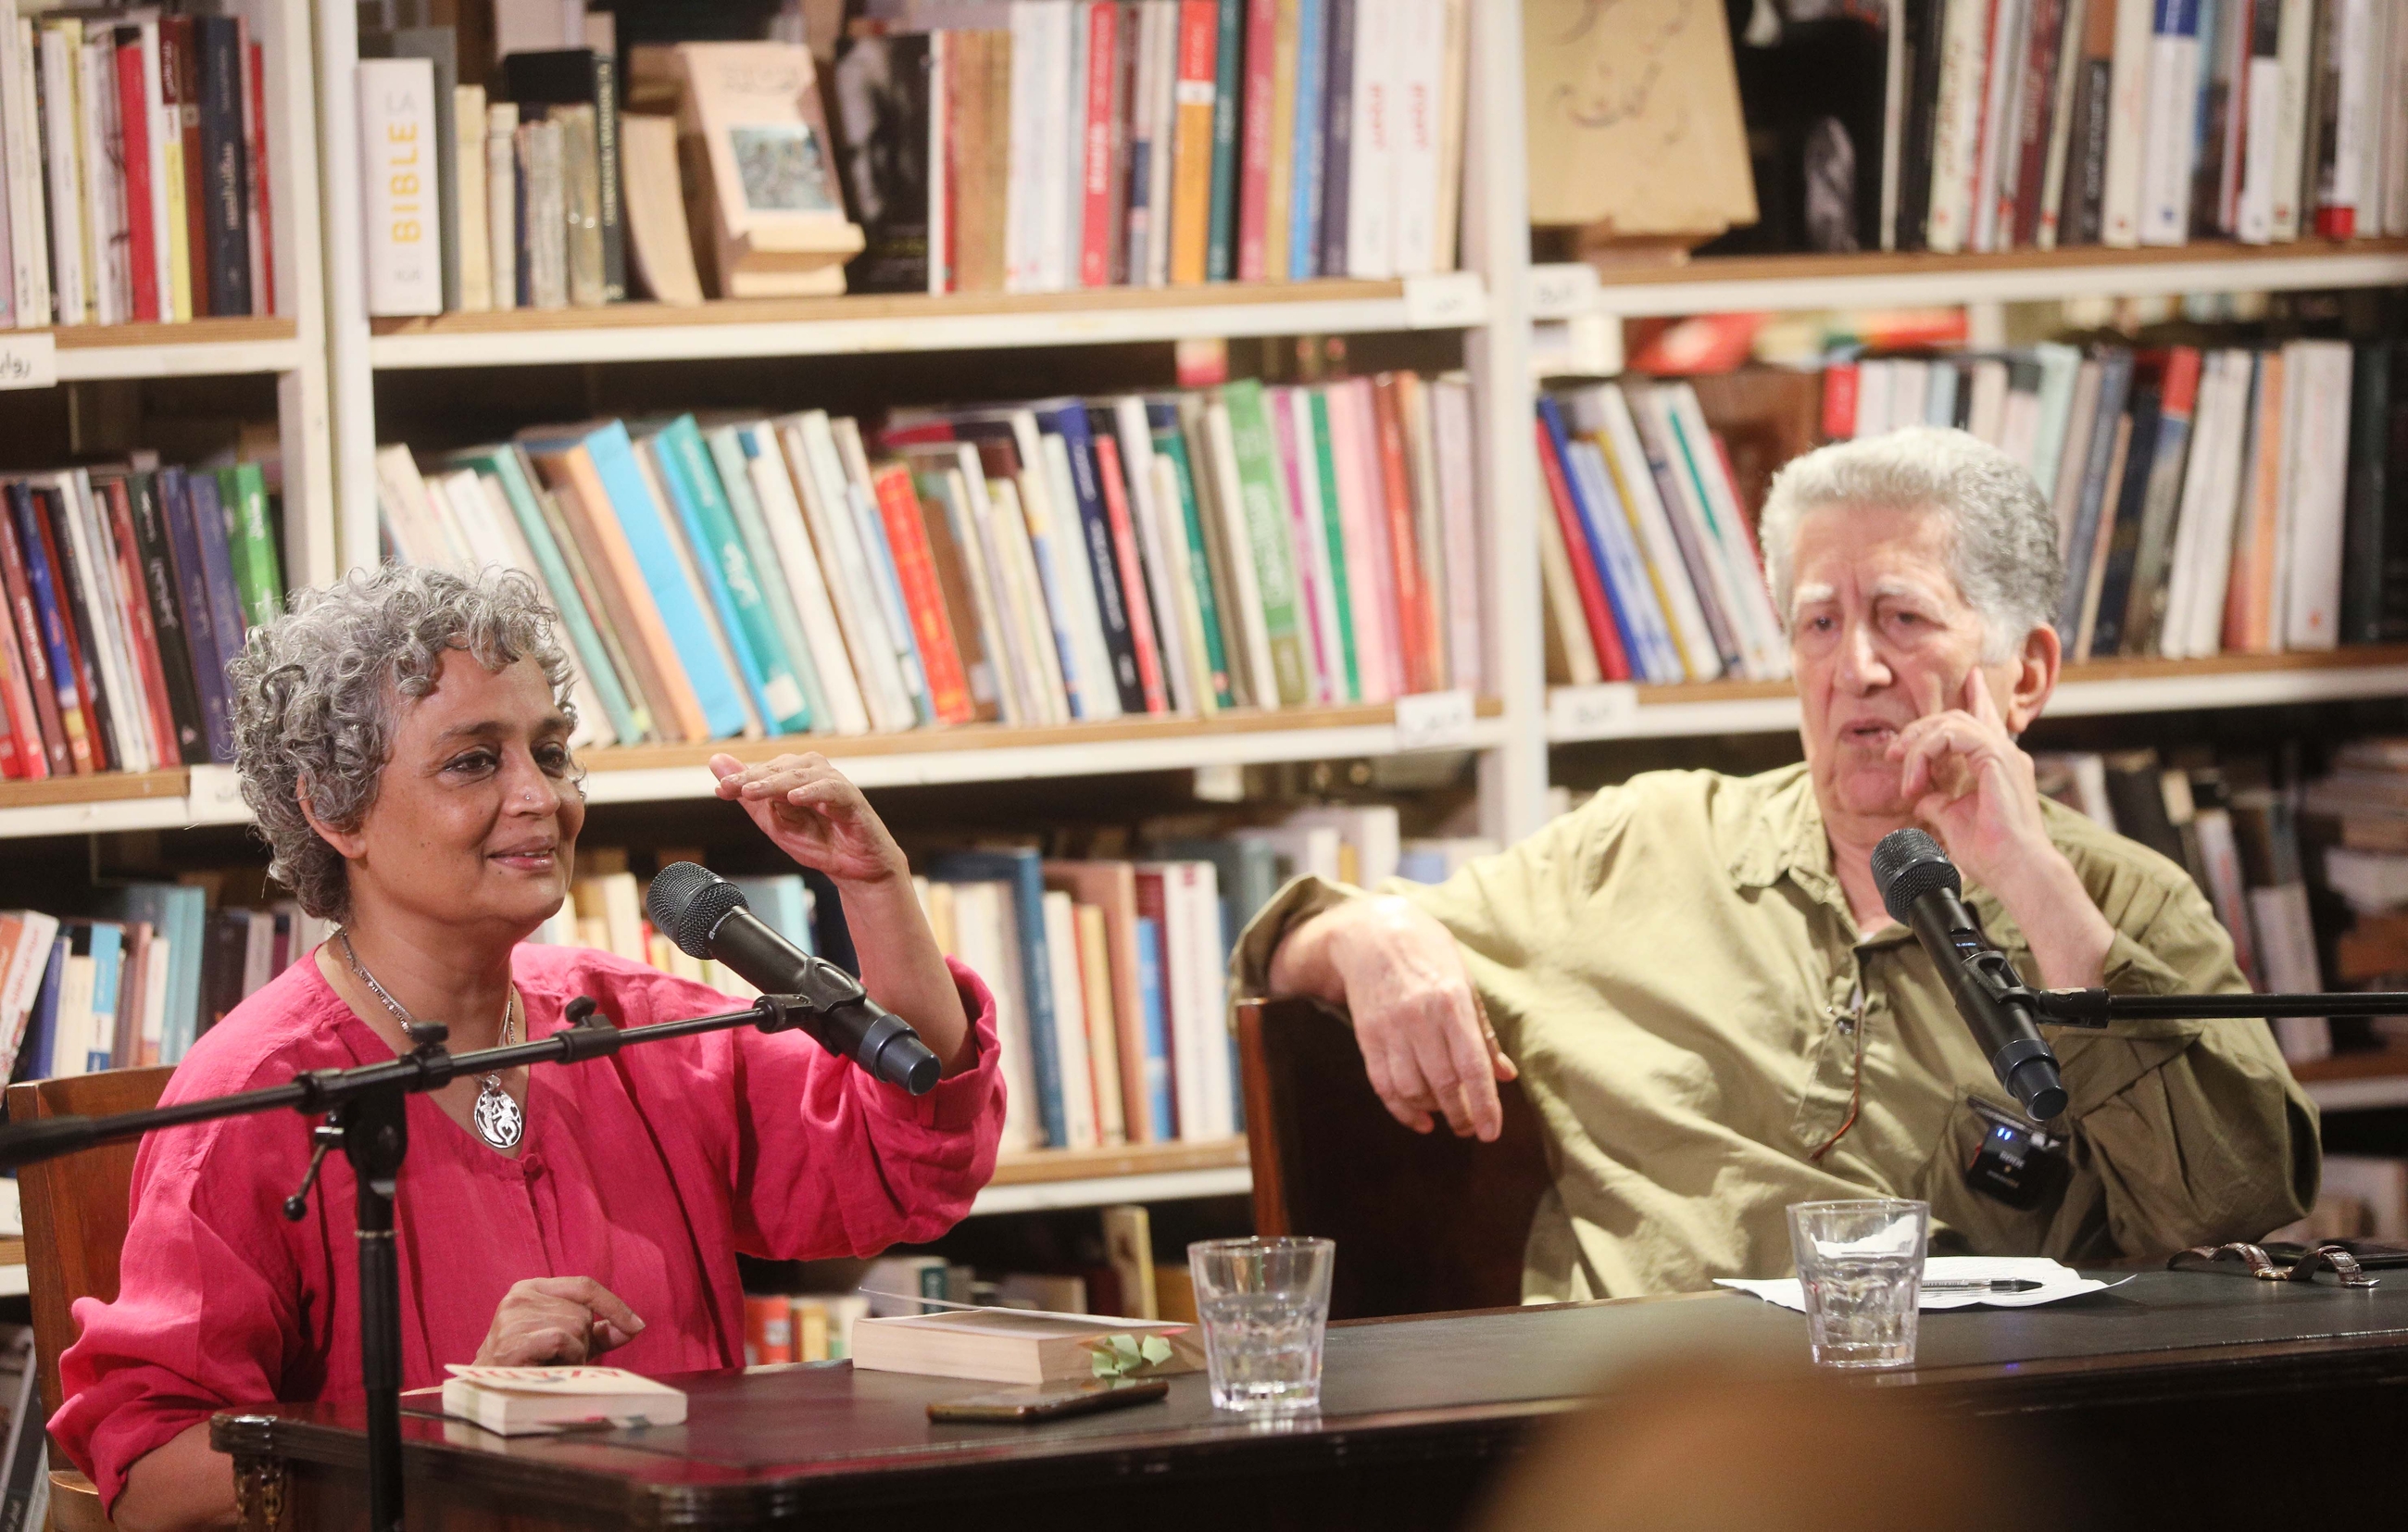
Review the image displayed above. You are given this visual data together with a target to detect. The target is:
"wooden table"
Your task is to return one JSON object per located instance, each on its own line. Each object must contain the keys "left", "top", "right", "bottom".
{"left": 213, "top": 1272, "right": 2408, "bottom": 1529}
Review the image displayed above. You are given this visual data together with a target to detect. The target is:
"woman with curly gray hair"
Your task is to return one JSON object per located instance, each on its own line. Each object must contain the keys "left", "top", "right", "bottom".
{"left": 48, "top": 566, "right": 1004, "bottom": 1532}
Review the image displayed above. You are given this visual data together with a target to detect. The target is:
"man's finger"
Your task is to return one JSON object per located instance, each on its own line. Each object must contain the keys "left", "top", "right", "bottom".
{"left": 1406, "top": 1023, "right": 1475, "bottom": 1136}
{"left": 1359, "top": 1024, "right": 1434, "bottom": 1134}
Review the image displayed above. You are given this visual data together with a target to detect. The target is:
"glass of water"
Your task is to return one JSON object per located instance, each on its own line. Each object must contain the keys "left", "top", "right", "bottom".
{"left": 1187, "top": 1237, "right": 1336, "bottom": 1413}
{"left": 1786, "top": 1199, "right": 1929, "bottom": 1369}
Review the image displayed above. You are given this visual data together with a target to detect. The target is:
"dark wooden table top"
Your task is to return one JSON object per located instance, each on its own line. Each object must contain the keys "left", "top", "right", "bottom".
{"left": 212, "top": 1273, "right": 2408, "bottom": 1518}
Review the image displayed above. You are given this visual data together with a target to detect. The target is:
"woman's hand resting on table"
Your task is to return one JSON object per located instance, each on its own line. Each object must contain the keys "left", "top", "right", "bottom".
{"left": 474, "top": 1277, "right": 645, "bottom": 1366}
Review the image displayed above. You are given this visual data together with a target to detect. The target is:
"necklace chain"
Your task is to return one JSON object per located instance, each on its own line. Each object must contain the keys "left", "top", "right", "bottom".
{"left": 335, "top": 930, "right": 524, "bottom": 1149}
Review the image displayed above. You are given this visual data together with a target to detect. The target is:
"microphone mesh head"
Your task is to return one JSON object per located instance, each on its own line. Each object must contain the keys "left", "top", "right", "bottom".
{"left": 646, "top": 861, "right": 748, "bottom": 960}
{"left": 1870, "top": 828, "right": 1960, "bottom": 924}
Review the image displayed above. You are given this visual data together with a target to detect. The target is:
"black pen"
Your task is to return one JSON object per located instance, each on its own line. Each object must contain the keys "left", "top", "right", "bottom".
{"left": 1921, "top": 1278, "right": 2047, "bottom": 1293}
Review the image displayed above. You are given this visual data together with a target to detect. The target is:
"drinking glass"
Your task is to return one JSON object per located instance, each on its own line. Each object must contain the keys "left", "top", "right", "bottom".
{"left": 1186, "top": 1237, "right": 1336, "bottom": 1413}
{"left": 1785, "top": 1199, "right": 1930, "bottom": 1369}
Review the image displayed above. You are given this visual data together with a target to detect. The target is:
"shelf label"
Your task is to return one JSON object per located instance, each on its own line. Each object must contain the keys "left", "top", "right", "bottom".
{"left": 1527, "top": 263, "right": 1599, "bottom": 320}
{"left": 1548, "top": 684, "right": 1638, "bottom": 738}
{"left": 0, "top": 333, "right": 56, "bottom": 391}
{"left": 1402, "top": 272, "right": 1486, "bottom": 329}
{"left": 1395, "top": 688, "right": 1477, "bottom": 750}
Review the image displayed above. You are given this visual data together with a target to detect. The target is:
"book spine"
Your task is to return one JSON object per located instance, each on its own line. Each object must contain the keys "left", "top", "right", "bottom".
{"left": 1170, "top": 0, "right": 1219, "bottom": 284}
{"left": 870, "top": 466, "right": 976, "bottom": 724}
{"left": 2139, "top": 0, "right": 2203, "bottom": 244}
{"left": 1150, "top": 415, "right": 1238, "bottom": 707}
{"left": 1534, "top": 409, "right": 1630, "bottom": 682}
{"left": 163, "top": 18, "right": 207, "bottom": 315}
{"left": 2102, "top": 0, "right": 2159, "bottom": 245}
{"left": 2238, "top": 0, "right": 2282, "bottom": 240}
{"left": 2014, "top": 0, "right": 2072, "bottom": 245}
{"left": 220, "top": 464, "right": 281, "bottom": 628}
{"left": 1261, "top": 0, "right": 1298, "bottom": 281}
{"left": 1091, "top": 431, "right": 1171, "bottom": 713}
{"left": 101, "top": 482, "right": 180, "bottom": 763}
{"left": 185, "top": 472, "right": 249, "bottom": 702}
{"left": 139, "top": 21, "right": 180, "bottom": 321}
{"left": 358, "top": 57, "right": 442, "bottom": 317}
{"left": 157, "top": 468, "right": 232, "bottom": 761}
{"left": 195, "top": 17, "right": 248, "bottom": 317}
{"left": 113, "top": 33, "right": 157, "bottom": 322}
{"left": 1367, "top": 376, "right": 1432, "bottom": 695}
{"left": 1305, "top": 390, "right": 1361, "bottom": 698}
{"left": 0, "top": 499, "right": 60, "bottom": 776}
{"left": 592, "top": 51, "right": 622, "bottom": 303}
{"left": 1290, "top": 0, "right": 1327, "bottom": 277}
{"left": 1038, "top": 404, "right": 1149, "bottom": 712}
{"left": 1927, "top": 0, "right": 1988, "bottom": 251}
{"left": 1235, "top": 0, "right": 1276, "bottom": 280}
{"left": 1319, "top": 0, "right": 1355, "bottom": 274}
{"left": 124, "top": 475, "right": 205, "bottom": 763}
{"left": 2341, "top": 339, "right": 2389, "bottom": 643}
{"left": 1221, "top": 381, "right": 1310, "bottom": 704}
{"left": 661, "top": 421, "right": 809, "bottom": 734}
{"left": 244, "top": 33, "right": 270, "bottom": 313}
{"left": 1205, "top": 0, "right": 1245, "bottom": 281}
{"left": 29, "top": 490, "right": 108, "bottom": 771}
{"left": 1080, "top": 3, "right": 1117, "bottom": 287}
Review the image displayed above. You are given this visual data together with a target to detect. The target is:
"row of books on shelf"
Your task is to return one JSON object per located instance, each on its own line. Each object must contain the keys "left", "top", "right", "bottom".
{"left": 2036, "top": 746, "right": 2332, "bottom": 1059}
{"left": 1829, "top": 335, "right": 2396, "bottom": 661}
{"left": 835, "top": 0, "right": 1470, "bottom": 296}
{"left": 1533, "top": 378, "right": 1792, "bottom": 689}
{"left": 0, "top": 459, "right": 281, "bottom": 781}
{"left": 0, "top": 886, "right": 331, "bottom": 1083}
{"left": 359, "top": 0, "right": 1469, "bottom": 317}
{"left": 1895, "top": 0, "right": 2408, "bottom": 255}
{"left": 379, "top": 370, "right": 1481, "bottom": 754}
{"left": 0, "top": 1329, "right": 45, "bottom": 1532}
{"left": 2301, "top": 738, "right": 2408, "bottom": 1037}
{"left": 0, "top": 2, "right": 277, "bottom": 330}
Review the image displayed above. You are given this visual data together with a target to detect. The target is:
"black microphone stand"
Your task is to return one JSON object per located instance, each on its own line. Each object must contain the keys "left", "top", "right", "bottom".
{"left": 0, "top": 989, "right": 902, "bottom": 1532}
{"left": 2035, "top": 989, "right": 2408, "bottom": 1023}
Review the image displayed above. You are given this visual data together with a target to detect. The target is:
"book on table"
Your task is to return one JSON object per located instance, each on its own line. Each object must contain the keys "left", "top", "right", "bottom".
{"left": 430, "top": 1365, "right": 688, "bottom": 1437}
{"left": 847, "top": 1306, "right": 1202, "bottom": 1386}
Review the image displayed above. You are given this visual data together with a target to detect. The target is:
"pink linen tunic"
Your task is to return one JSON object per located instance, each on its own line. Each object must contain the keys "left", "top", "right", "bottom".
{"left": 51, "top": 942, "right": 1005, "bottom": 1509}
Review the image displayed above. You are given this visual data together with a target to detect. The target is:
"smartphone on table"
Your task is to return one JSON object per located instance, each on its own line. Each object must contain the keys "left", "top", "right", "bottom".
{"left": 925, "top": 1378, "right": 1171, "bottom": 1424}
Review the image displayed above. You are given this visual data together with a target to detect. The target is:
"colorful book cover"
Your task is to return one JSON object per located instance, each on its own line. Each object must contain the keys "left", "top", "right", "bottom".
{"left": 1534, "top": 408, "right": 1631, "bottom": 682}
{"left": 868, "top": 463, "right": 975, "bottom": 724}
{"left": 0, "top": 488, "right": 72, "bottom": 778}
{"left": 1087, "top": 427, "right": 1170, "bottom": 713}
{"left": 215, "top": 463, "right": 282, "bottom": 628}
{"left": 117, "top": 474, "right": 207, "bottom": 764}
{"left": 1148, "top": 402, "right": 1238, "bottom": 709}
{"left": 1318, "top": 0, "right": 1356, "bottom": 274}
{"left": 933, "top": 848, "right": 1068, "bottom": 1149}
{"left": 1031, "top": 400, "right": 1148, "bottom": 712}
{"left": 1169, "top": 0, "right": 1219, "bottom": 283}
{"left": 1218, "top": 379, "right": 1310, "bottom": 704}
{"left": 448, "top": 445, "right": 644, "bottom": 745}
{"left": 155, "top": 469, "right": 234, "bottom": 762}
{"left": 1204, "top": 0, "right": 1246, "bottom": 280}
{"left": 1304, "top": 389, "right": 1360, "bottom": 699}
{"left": 1289, "top": 0, "right": 1328, "bottom": 279}
{"left": 646, "top": 416, "right": 810, "bottom": 735}
{"left": 7, "top": 484, "right": 94, "bottom": 773}
{"left": 562, "top": 420, "right": 749, "bottom": 738}
{"left": 1133, "top": 912, "right": 1175, "bottom": 1141}
{"left": 704, "top": 426, "right": 832, "bottom": 734}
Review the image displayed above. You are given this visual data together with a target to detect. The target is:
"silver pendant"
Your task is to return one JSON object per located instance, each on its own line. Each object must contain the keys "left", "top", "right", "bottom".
{"left": 473, "top": 1077, "right": 524, "bottom": 1150}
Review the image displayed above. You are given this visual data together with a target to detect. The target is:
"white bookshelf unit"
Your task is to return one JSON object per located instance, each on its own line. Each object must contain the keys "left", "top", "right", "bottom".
{"left": 12, "top": 0, "right": 2408, "bottom": 1174}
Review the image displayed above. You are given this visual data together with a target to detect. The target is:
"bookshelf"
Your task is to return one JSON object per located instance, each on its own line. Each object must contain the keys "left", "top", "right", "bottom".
{"left": 972, "top": 1138, "right": 1249, "bottom": 1216}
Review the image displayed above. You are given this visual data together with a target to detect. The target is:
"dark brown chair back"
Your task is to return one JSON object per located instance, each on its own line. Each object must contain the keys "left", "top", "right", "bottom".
{"left": 7, "top": 1067, "right": 175, "bottom": 1423}
{"left": 1238, "top": 998, "right": 1553, "bottom": 1320}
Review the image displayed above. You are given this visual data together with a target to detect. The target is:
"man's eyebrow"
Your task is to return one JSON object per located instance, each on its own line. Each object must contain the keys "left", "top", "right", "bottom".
{"left": 1870, "top": 576, "right": 1948, "bottom": 604}
{"left": 1793, "top": 582, "right": 1837, "bottom": 604}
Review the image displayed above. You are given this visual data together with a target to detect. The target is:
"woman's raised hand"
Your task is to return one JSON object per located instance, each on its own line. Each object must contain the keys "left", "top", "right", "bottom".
{"left": 710, "top": 752, "right": 909, "bottom": 886}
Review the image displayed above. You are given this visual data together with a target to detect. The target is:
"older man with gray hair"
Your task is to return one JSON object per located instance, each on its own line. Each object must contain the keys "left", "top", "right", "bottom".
{"left": 1238, "top": 426, "right": 2316, "bottom": 1300}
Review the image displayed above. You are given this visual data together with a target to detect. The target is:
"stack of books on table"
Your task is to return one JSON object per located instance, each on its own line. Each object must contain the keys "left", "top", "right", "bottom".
{"left": 1830, "top": 335, "right": 2403, "bottom": 660}
{"left": 0, "top": 460, "right": 282, "bottom": 780}
{"left": 374, "top": 370, "right": 1483, "bottom": 751}
{"left": 0, "top": 4, "right": 277, "bottom": 329}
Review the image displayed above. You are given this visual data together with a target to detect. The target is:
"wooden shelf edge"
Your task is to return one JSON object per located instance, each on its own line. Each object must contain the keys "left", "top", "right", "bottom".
{"left": 988, "top": 1138, "right": 1249, "bottom": 1187}
{"left": 2289, "top": 1049, "right": 2408, "bottom": 1085}
{"left": 1583, "top": 647, "right": 2408, "bottom": 713}
{"left": 0, "top": 769, "right": 189, "bottom": 811}
{"left": 1577, "top": 238, "right": 2408, "bottom": 291}
{"left": 578, "top": 698, "right": 1507, "bottom": 777}
{"left": 368, "top": 279, "right": 1411, "bottom": 338}
{"left": 44, "top": 317, "right": 297, "bottom": 348}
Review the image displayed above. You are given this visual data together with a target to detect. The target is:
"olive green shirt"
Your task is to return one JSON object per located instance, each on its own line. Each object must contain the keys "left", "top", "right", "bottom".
{"left": 1233, "top": 764, "right": 2318, "bottom": 1300}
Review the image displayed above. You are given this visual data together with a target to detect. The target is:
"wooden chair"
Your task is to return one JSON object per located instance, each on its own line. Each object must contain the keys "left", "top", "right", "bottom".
{"left": 1237, "top": 998, "right": 1553, "bottom": 1321}
{"left": 8, "top": 1066, "right": 175, "bottom": 1532}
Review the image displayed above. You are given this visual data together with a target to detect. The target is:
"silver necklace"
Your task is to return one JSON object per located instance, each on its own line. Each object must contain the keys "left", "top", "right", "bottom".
{"left": 338, "top": 930, "right": 525, "bottom": 1151}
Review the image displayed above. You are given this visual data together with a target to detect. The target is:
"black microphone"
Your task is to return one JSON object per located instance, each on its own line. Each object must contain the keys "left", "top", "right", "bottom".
{"left": 646, "top": 862, "right": 941, "bottom": 1096}
{"left": 1871, "top": 829, "right": 2070, "bottom": 1123}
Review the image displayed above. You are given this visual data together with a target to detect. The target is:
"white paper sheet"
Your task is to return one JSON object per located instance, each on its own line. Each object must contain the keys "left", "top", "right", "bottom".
{"left": 1716, "top": 1256, "right": 2127, "bottom": 1312}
